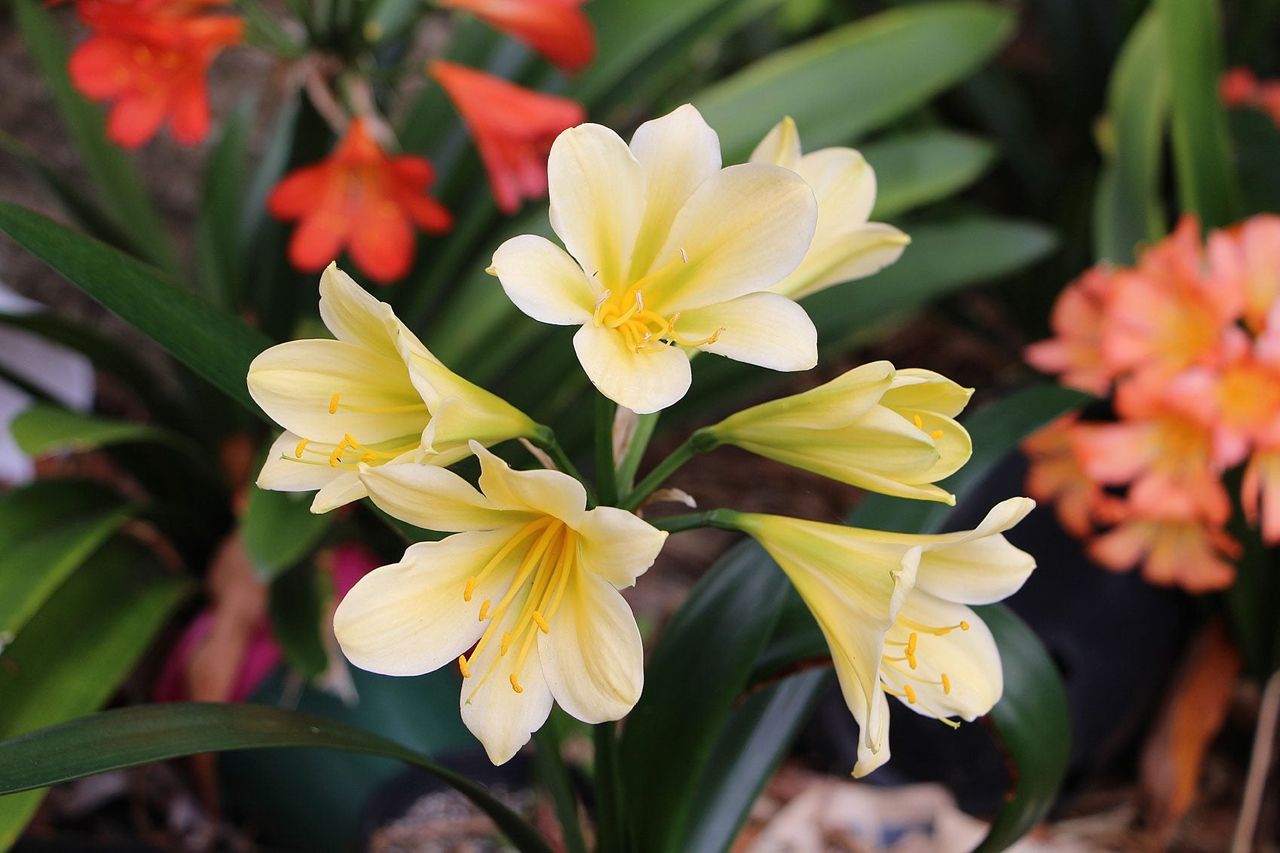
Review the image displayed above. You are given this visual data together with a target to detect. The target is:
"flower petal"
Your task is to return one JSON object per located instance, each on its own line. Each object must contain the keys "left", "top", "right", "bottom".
{"left": 311, "top": 470, "right": 370, "bottom": 513}
{"left": 777, "top": 223, "right": 910, "bottom": 301}
{"left": 246, "top": 339, "right": 424, "bottom": 444}
{"left": 460, "top": 583, "right": 555, "bottom": 764}
{"left": 884, "top": 594, "right": 1001, "bottom": 721}
{"left": 317, "top": 264, "right": 400, "bottom": 356}
{"left": 539, "top": 571, "right": 644, "bottom": 723}
{"left": 642, "top": 163, "right": 817, "bottom": 313}
{"left": 256, "top": 431, "right": 346, "bottom": 492}
{"left": 572, "top": 323, "right": 692, "bottom": 414}
{"left": 749, "top": 116, "right": 802, "bottom": 170}
{"left": 547, "top": 123, "right": 644, "bottom": 292}
{"left": 674, "top": 291, "right": 817, "bottom": 372}
{"left": 489, "top": 234, "right": 595, "bottom": 325}
{"left": 627, "top": 104, "right": 722, "bottom": 277}
{"left": 333, "top": 528, "right": 517, "bottom": 676}
{"left": 472, "top": 442, "right": 588, "bottom": 524}
{"left": 914, "top": 498, "right": 1037, "bottom": 604}
{"left": 798, "top": 147, "right": 877, "bottom": 228}
{"left": 359, "top": 462, "right": 530, "bottom": 531}
{"left": 574, "top": 505, "right": 668, "bottom": 588}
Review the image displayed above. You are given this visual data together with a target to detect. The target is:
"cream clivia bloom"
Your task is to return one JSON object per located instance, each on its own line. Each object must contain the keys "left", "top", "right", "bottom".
{"left": 335, "top": 443, "right": 667, "bottom": 764}
{"left": 247, "top": 264, "right": 538, "bottom": 512}
{"left": 733, "top": 497, "right": 1035, "bottom": 777}
{"left": 704, "top": 361, "right": 973, "bottom": 504}
{"left": 488, "top": 104, "right": 820, "bottom": 414}
{"left": 751, "top": 117, "right": 910, "bottom": 301}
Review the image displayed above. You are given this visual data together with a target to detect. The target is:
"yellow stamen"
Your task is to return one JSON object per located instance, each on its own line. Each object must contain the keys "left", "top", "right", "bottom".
{"left": 941, "top": 673, "right": 951, "bottom": 695}
{"left": 329, "top": 393, "right": 340, "bottom": 414}
{"left": 904, "top": 684, "right": 917, "bottom": 704}
{"left": 457, "top": 655, "right": 471, "bottom": 678}
{"left": 913, "top": 414, "right": 924, "bottom": 430}
{"left": 294, "top": 439, "right": 309, "bottom": 458}
{"left": 931, "top": 429, "right": 945, "bottom": 440}
{"left": 500, "top": 632, "right": 512, "bottom": 655}
{"left": 509, "top": 674, "right": 524, "bottom": 693}
{"left": 533, "top": 611, "right": 550, "bottom": 633}
{"left": 899, "top": 617, "right": 968, "bottom": 637}
{"left": 464, "top": 577, "right": 477, "bottom": 602}
{"left": 478, "top": 600, "right": 491, "bottom": 621}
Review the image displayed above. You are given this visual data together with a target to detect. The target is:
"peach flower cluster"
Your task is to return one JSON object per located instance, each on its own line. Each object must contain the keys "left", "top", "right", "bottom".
{"left": 1221, "top": 67, "right": 1280, "bottom": 128}
{"left": 1024, "top": 215, "right": 1280, "bottom": 592}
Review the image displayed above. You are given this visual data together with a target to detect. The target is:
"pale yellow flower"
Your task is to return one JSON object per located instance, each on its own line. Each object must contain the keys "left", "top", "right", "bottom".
{"left": 751, "top": 117, "right": 910, "bottom": 300}
{"left": 247, "top": 264, "right": 538, "bottom": 512}
{"left": 732, "top": 497, "right": 1035, "bottom": 776}
{"left": 705, "top": 361, "right": 973, "bottom": 504}
{"left": 335, "top": 443, "right": 667, "bottom": 764}
{"left": 488, "top": 104, "right": 820, "bottom": 414}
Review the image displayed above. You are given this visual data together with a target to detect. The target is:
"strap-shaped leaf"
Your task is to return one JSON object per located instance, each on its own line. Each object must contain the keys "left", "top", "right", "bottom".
{"left": 0, "top": 538, "right": 192, "bottom": 846}
{"left": 1094, "top": 11, "right": 1169, "bottom": 264}
{"left": 695, "top": 1, "right": 1015, "bottom": 159}
{"left": 0, "top": 703, "right": 551, "bottom": 853}
{"left": 10, "top": 403, "right": 182, "bottom": 457}
{"left": 866, "top": 130, "right": 997, "bottom": 220}
{"left": 0, "top": 203, "right": 273, "bottom": 415}
{"left": 241, "top": 485, "right": 332, "bottom": 581}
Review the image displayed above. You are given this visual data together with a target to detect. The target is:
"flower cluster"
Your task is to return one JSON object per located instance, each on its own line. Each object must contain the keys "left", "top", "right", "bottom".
{"left": 1221, "top": 67, "right": 1280, "bottom": 128}
{"left": 249, "top": 106, "right": 1034, "bottom": 775}
{"left": 1025, "top": 215, "right": 1280, "bottom": 591}
{"left": 61, "top": 0, "right": 593, "bottom": 283}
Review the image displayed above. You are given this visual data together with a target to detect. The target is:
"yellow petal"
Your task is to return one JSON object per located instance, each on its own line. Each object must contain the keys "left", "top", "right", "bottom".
{"left": 749, "top": 116, "right": 802, "bottom": 171}
{"left": 403, "top": 352, "right": 539, "bottom": 452}
{"left": 359, "top": 461, "right": 531, "bottom": 531}
{"left": 798, "top": 148, "right": 877, "bottom": 229}
{"left": 459, "top": 582, "right": 555, "bottom": 765}
{"left": 311, "top": 470, "right": 370, "bottom": 513}
{"left": 641, "top": 163, "right": 818, "bottom": 314}
{"left": 712, "top": 361, "right": 896, "bottom": 432}
{"left": 671, "top": 291, "right": 817, "bottom": 372}
{"left": 547, "top": 123, "right": 645, "bottom": 292}
{"left": 472, "top": 441, "right": 589, "bottom": 524}
{"left": 627, "top": 104, "right": 722, "bottom": 278}
{"left": 247, "top": 339, "right": 425, "bottom": 444}
{"left": 571, "top": 323, "right": 692, "bottom": 414}
{"left": 538, "top": 571, "right": 644, "bottom": 723}
{"left": 778, "top": 223, "right": 911, "bottom": 300}
{"left": 333, "top": 528, "right": 517, "bottom": 676}
{"left": 574, "top": 505, "right": 668, "bottom": 588}
{"left": 883, "top": 368, "right": 974, "bottom": 418}
{"left": 256, "top": 431, "right": 346, "bottom": 492}
{"left": 317, "top": 263, "right": 400, "bottom": 358}
{"left": 490, "top": 234, "right": 596, "bottom": 325}
{"left": 913, "top": 498, "right": 1037, "bottom": 604}
{"left": 883, "top": 594, "right": 1001, "bottom": 720}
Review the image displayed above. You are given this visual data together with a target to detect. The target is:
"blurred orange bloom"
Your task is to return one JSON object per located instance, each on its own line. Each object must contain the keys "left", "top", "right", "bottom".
{"left": 1023, "top": 414, "right": 1100, "bottom": 537}
{"left": 1221, "top": 67, "right": 1280, "bottom": 128}
{"left": 430, "top": 61, "right": 585, "bottom": 214}
{"left": 1024, "top": 266, "right": 1116, "bottom": 394}
{"left": 67, "top": 0, "right": 242, "bottom": 148}
{"left": 439, "top": 0, "right": 595, "bottom": 73}
{"left": 1089, "top": 506, "right": 1239, "bottom": 593}
{"left": 1208, "top": 214, "right": 1280, "bottom": 334}
{"left": 1243, "top": 446, "right": 1280, "bottom": 545}
{"left": 267, "top": 119, "right": 453, "bottom": 284}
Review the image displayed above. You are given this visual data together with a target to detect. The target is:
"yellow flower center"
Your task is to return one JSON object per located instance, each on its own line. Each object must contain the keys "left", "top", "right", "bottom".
{"left": 880, "top": 615, "right": 969, "bottom": 727}
{"left": 457, "top": 518, "right": 579, "bottom": 697}
{"left": 592, "top": 282, "right": 723, "bottom": 354}
{"left": 275, "top": 392, "right": 429, "bottom": 471}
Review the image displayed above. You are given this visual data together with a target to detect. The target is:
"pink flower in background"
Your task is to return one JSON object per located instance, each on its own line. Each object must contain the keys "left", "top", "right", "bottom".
{"left": 1022, "top": 414, "right": 1100, "bottom": 537}
{"left": 1088, "top": 506, "right": 1239, "bottom": 593}
{"left": 1208, "top": 214, "right": 1280, "bottom": 333}
{"left": 1024, "top": 266, "right": 1117, "bottom": 394}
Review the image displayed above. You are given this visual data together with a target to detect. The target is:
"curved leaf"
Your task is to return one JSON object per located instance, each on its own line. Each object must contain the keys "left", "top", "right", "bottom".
{"left": 10, "top": 403, "right": 176, "bottom": 457}
{"left": 695, "top": 1, "right": 1015, "bottom": 159}
{"left": 0, "top": 203, "right": 272, "bottom": 415}
{"left": 0, "top": 703, "right": 551, "bottom": 853}
{"left": 241, "top": 485, "right": 332, "bottom": 581}
{"left": 866, "top": 130, "right": 997, "bottom": 220}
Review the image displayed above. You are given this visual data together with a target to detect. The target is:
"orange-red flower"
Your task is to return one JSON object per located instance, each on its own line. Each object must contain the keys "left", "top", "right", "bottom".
{"left": 67, "top": 0, "right": 242, "bottom": 148}
{"left": 1208, "top": 214, "right": 1280, "bottom": 334}
{"left": 267, "top": 119, "right": 453, "bottom": 284}
{"left": 429, "top": 61, "right": 585, "bottom": 214}
{"left": 1022, "top": 414, "right": 1100, "bottom": 537}
{"left": 1088, "top": 505, "right": 1239, "bottom": 593}
{"left": 1024, "top": 266, "right": 1117, "bottom": 394}
{"left": 438, "top": 0, "right": 595, "bottom": 74}
{"left": 1221, "top": 67, "right": 1280, "bottom": 128}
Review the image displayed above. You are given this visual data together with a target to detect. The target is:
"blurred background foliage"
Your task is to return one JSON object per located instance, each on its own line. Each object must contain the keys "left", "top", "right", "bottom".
{"left": 1, "top": 0, "right": 1277, "bottom": 849}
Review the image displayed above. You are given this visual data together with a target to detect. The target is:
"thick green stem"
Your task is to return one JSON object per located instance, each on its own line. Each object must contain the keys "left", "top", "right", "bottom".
{"left": 534, "top": 721, "right": 587, "bottom": 853}
{"left": 530, "top": 425, "right": 585, "bottom": 484}
{"left": 646, "top": 508, "right": 741, "bottom": 534}
{"left": 615, "top": 412, "right": 660, "bottom": 494}
{"left": 619, "top": 429, "right": 717, "bottom": 512}
{"left": 593, "top": 722, "right": 624, "bottom": 853}
{"left": 595, "top": 394, "right": 618, "bottom": 506}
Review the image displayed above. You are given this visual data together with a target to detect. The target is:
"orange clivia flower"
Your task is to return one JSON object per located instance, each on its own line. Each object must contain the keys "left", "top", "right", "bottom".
{"left": 67, "top": 0, "right": 243, "bottom": 148}
{"left": 1208, "top": 214, "right": 1280, "bottom": 334}
{"left": 267, "top": 119, "right": 453, "bottom": 284}
{"left": 1022, "top": 414, "right": 1101, "bottom": 538}
{"left": 1024, "top": 266, "right": 1117, "bottom": 394}
{"left": 1089, "top": 502, "right": 1239, "bottom": 593}
{"left": 1243, "top": 439, "right": 1280, "bottom": 545}
{"left": 429, "top": 61, "right": 585, "bottom": 214}
{"left": 438, "top": 0, "right": 595, "bottom": 74}
{"left": 1220, "top": 67, "right": 1260, "bottom": 107}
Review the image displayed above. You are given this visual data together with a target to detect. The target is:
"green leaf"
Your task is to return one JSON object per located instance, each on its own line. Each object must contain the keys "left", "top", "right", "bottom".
{"left": 1093, "top": 10, "right": 1169, "bottom": 263}
{"left": 0, "top": 703, "right": 552, "bottom": 853}
{"left": 971, "top": 604, "right": 1071, "bottom": 853}
{"left": 695, "top": 1, "right": 1015, "bottom": 159}
{"left": 1156, "top": 0, "right": 1241, "bottom": 228}
{"left": 12, "top": 0, "right": 177, "bottom": 272}
{"left": 0, "top": 538, "right": 192, "bottom": 846}
{"left": 197, "top": 100, "right": 252, "bottom": 308}
{"left": 241, "top": 485, "right": 332, "bottom": 581}
{"left": 10, "top": 403, "right": 174, "bottom": 457}
{"left": 0, "top": 203, "right": 273, "bottom": 415}
{"left": 618, "top": 541, "right": 792, "bottom": 852}
{"left": 865, "top": 130, "right": 997, "bottom": 220}
{"left": 0, "top": 480, "right": 131, "bottom": 643}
